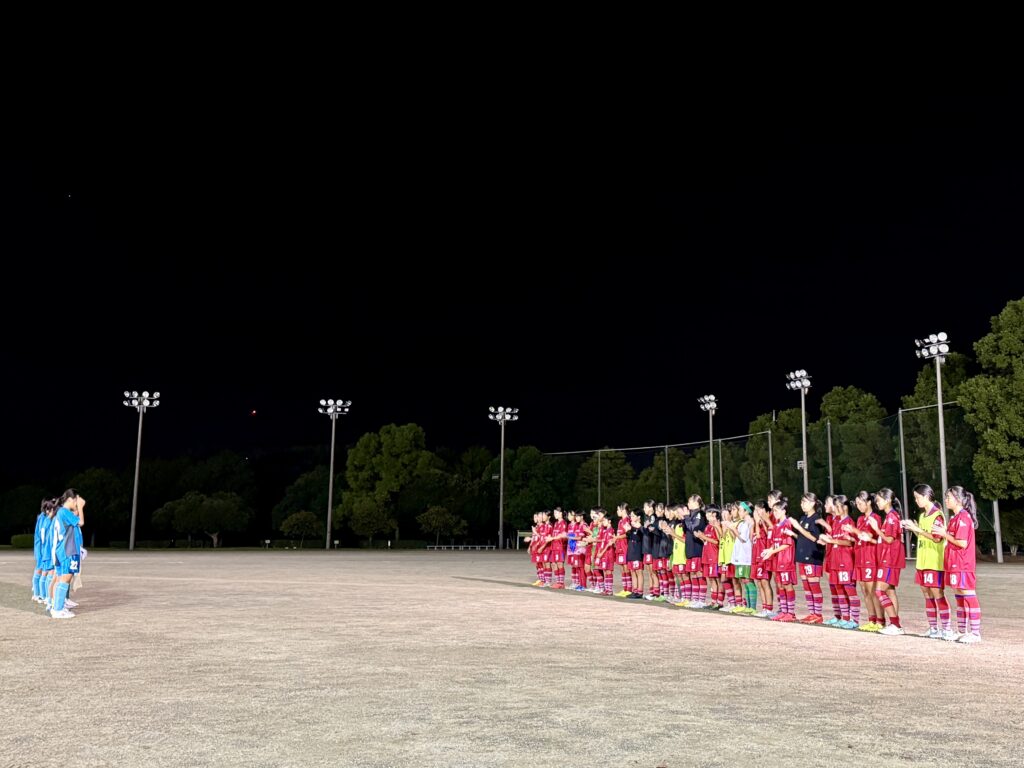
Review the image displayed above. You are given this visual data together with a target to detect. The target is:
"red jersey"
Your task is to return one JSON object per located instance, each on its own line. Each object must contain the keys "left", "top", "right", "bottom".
{"left": 597, "top": 525, "right": 614, "bottom": 554}
{"left": 549, "top": 520, "right": 567, "bottom": 552}
{"left": 823, "top": 513, "right": 838, "bottom": 569}
{"left": 615, "top": 517, "right": 631, "bottom": 554}
{"left": 751, "top": 523, "right": 765, "bottom": 564}
{"left": 772, "top": 518, "right": 795, "bottom": 571}
{"left": 535, "top": 523, "right": 551, "bottom": 552}
{"left": 877, "top": 510, "right": 906, "bottom": 569}
{"left": 830, "top": 515, "right": 855, "bottom": 572}
{"left": 700, "top": 524, "right": 719, "bottom": 565}
{"left": 854, "top": 513, "right": 879, "bottom": 566}
{"left": 528, "top": 526, "right": 540, "bottom": 553}
{"left": 944, "top": 510, "right": 977, "bottom": 573}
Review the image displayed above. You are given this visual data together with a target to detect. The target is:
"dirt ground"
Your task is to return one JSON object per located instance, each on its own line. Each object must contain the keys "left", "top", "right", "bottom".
{"left": 1, "top": 550, "right": 1021, "bottom": 768}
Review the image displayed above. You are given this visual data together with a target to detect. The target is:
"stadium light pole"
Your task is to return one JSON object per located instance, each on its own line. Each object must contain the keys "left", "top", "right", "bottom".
{"left": 914, "top": 333, "right": 950, "bottom": 499}
{"left": 489, "top": 406, "right": 519, "bottom": 549}
{"left": 318, "top": 399, "right": 351, "bottom": 550}
{"left": 123, "top": 390, "right": 160, "bottom": 552}
{"left": 786, "top": 370, "right": 812, "bottom": 493}
{"left": 698, "top": 395, "right": 717, "bottom": 502}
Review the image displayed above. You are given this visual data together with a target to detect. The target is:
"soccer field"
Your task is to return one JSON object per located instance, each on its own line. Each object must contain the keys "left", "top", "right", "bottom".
{"left": 1, "top": 551, "right": 1022, "bottom": 768}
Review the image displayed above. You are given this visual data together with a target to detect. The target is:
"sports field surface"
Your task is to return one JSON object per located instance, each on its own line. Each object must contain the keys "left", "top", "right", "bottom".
{"left": 1, "top": 550, "right": 1022, "bottom": 768}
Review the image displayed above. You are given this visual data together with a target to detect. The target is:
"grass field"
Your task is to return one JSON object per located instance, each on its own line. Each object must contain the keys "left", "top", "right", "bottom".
{"left": 1, "top": 550, "right": 1022, "bottom": 768}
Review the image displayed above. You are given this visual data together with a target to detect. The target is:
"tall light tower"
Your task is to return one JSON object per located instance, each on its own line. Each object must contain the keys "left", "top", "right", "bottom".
{"left": 318, "top": 398, "right": 351, "bottom": 549}
{"left": 915, "top": 332, "right": 950, "bottom": 497}
{"left": 698, "top": 395, "right": 717, "bottom": 502}
{"left": 123, "top": 390, "right": 160, "bottom": 552}
{"left": 785, "top": 370, "right": 812, "bottom": 493}
{"left": 488, "top": 406, "right": 519, "bottom": 549}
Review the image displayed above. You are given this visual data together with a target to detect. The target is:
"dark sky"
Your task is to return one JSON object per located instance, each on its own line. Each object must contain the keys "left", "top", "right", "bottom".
{"left": 4, "top": 96, "right": 1023, "bottom": 483}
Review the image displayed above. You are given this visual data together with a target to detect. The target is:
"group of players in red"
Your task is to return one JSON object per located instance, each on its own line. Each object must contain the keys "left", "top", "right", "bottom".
{"left": 525, "top": 483, "right": 983, "bottom": 643}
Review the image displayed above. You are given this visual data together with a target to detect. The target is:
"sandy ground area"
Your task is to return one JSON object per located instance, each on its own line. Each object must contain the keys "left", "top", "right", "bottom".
{"left": 1, "top": 550, "right": 1022, "bottom": 768}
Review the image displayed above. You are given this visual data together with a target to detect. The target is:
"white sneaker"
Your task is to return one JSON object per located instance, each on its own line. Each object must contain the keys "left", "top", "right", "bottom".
{"left": 719, "top": 605, "right": 732, "bottom": 611}
{"left": 754, "top": 610, "right": 769, "bottom": 618}
{"left": 64, "top": 599, "right": 79, "bottom": 609}
{"left": 689, "top": 601, "right": 705, "bottom": 609}
{"left": 879, "top": 624, "right": 905, "bottom": 636}
{"left": 943, "top": 630, "right": 961, "bottom": 642}
{"left": 957, "top": 633, "right": 982, "bottom": 644}
{"left": 50, "top": 609, "right": 75, "bottom": 619}
{"left": 925, "top": 627, "right": 941, "bottom": 639}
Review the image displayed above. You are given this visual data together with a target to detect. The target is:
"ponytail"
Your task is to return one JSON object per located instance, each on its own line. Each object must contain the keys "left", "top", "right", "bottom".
{"left": 949, "top": 486, "right": 978, "bottom": 530}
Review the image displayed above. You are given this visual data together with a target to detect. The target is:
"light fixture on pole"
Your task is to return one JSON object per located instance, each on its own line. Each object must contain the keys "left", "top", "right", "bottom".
{"left": 318, "top": 398, "right": 351, "bottom": 550}
{"left": 488, "top": 406, "right": 519, "bottom": 550}
{"left": 785, "top": 370, "right": 812, "bottom": 493}
{"left": 914, "top": 332, "right": 950, "bottom": 498}
{"left": 698, "top": 395, "right": 717, "bottom": 502}
{"left": 123, "top": 390, "right": 161, "bottom": 552}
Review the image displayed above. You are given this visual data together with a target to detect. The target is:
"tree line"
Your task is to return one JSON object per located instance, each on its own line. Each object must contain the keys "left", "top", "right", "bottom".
{"left": 3, "top": 298, "right": 1024, "bottom": 551}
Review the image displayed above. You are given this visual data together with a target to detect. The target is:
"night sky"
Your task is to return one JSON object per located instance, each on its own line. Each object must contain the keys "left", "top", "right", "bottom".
{"left": 4, "top": 100, "right": 1023, "bottom": 483}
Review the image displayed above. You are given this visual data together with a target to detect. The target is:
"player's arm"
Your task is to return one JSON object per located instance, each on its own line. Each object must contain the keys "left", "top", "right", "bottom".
{"left": 790, "top": 518, "right": 817, "bottom": 542}
{"left": 938, "top": 524, "right": 968, "bottom": 549}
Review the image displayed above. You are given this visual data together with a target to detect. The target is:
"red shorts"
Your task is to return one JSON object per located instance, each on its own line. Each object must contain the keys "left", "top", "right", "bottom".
{"left": 628, "top": 559, "right": 643, "bottom": 572}
{"left": 875, "top": 567, "right": 899, "bottom": 587}
{"left": 549, "top": 550, "right": 564, "bottom": 564}
{"left": 596, "top": 555, "right": 613, "bottom": 571}
{"left": 915, "top": 570, "right": 944, "bottom": 588}
{"left": 947, "top": 571, "right": 976, "bottom": 590}
{"left": 719, "top": 564, "right": 735, "bottom": 578}
{"left": 775, "top": 570, "right": 796, "bottom": 586}
{"left": 583, "top": 549, "right": 592, "bottom": 565}
{"left": 799, "top": 564, "right": 823, "bottom": 579}
{"left": 653, "top": 558, "right": 667, "bottom": 571}
{"left": 643, "top": 553, "right": 653, "bottom": 565}
{"left": 685, "top": 557, "right": 702, "bottom": 573}
{"left": 616, "top": 553, "right": 627, "bottom": 565}
{"left": 531, "top": 553, "right": 540, "bottom": 564}
{"left": 856, "top": 566, "right": 876, "bottom": 582}
{"left": 754, "top": 564, "right": 771, "bottom": 580}
{"left": 673, "top": 563, "right": 686, "bottom": 574}
{"left": 704, "top": 563, "right": 719, "bottom": 578}
{"left": 834, "top": 569, "right": 855, "bottom": 586}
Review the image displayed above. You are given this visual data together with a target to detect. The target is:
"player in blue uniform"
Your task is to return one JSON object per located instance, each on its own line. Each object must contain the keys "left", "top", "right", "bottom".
{"left": 50, "top": 489, "right": 86, "bottom": 619}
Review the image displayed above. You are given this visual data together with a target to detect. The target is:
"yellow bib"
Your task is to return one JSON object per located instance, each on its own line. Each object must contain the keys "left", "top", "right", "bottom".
{"left": 916, "top": 509, "right": 946, "bottom": 571}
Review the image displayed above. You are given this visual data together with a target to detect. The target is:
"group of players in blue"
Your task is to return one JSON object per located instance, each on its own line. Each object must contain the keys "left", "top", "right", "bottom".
{"left": 30, "top": 489, "right": 87, "bottom": 619}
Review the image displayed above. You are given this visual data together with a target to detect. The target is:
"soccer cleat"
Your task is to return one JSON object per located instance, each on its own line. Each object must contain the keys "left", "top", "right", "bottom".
{"left": 823, "top": 617, "right": 840, "bottom": 626}
{"left": 653, "top": 596, "right": 667, "bottom": 602}
{"left": 957, "top": 633, "right": 982, "bottom": 644}
{"left": 839, "top": 620, "right": 859, "bottom": 629}
{"left": 615, "top": 590, "right": 630, "bottom": 597}
{"left": 50, "top": 609, "right": 75, "bottom": 619}
{"left": 925, "top": 627, "right": 942, "bottom": 639}
{"left": 778, "top": 613, "right": 796, "bottom": 622}
{"left": 879, "top": 624, "right": 905, "bottom": 636}
{"left": 807, "top": 615, "right": 824, "bottom": 624}
{"left": 942, "top": 629, "right": 960, "bottom": 642}
{"left": 797, "top": 615, "right": 815, "bottom": 623}
{"left": 64, "top": 599, "right": 79, "bottom": 609}
{"left": 627, "top": 592, "right": 643, "bottom": 599}
{"left": 531, "top": 580, "right": 542, "bottom": 586}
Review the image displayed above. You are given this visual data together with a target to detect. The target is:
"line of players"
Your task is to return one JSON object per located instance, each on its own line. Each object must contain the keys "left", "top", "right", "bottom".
{"left": 525, "top": 483, "right": 982, "bottom": 643}
{"left": 29, "top": 489, "right": 88, "bottom": 619}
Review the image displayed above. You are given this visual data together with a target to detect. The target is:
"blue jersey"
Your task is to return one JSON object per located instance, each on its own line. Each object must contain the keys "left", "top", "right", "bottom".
{"left": 38, "top": 516, "right": 55, "bottom": 568}
{"left": 53, "top": 506, "right": 81, "bottom": 562}
{"left": 33, "top": 513, "right": 46, "bottom": 564}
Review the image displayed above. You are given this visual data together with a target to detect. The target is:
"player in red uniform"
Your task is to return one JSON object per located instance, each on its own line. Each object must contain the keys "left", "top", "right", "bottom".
{"left": 526, "top": 513, "right": 543, "bottom": 585}
{"left": 761, "top": 500, "right": 796, "bottom": 621}
{"left": 751, "top": 501, "right": 774, "bottom": 617}
{"left": 613, "top": 504, "right": 633, "bottom": 597}
{"left": 594, "top": 513, "right": 615, "bottom": 595}
{"left": 819, "top": 496, "right": 840, "bottom": 623}
{"left": 819, "top": 495, "right": 858, "bottom": 628}
{"left": 847, "top": 491, "right": 884, "bottom": 631}
{"left": 940, "top": 486, "right": 981, "bottom": 643}
{"left": 874, "top": 489, "right": 908, "bottom": 635}
{"left": 546, "top": 508, "right": 568, "bottom": 589}
{"left": 696, "top": 505, "right": 721, "bottom": 609}
{"left": 901, "top": 484, "right": 952, "bottom": 638}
